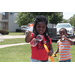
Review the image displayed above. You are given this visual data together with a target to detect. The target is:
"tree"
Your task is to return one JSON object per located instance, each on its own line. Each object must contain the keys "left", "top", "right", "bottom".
{"left": 63, "top": 19, "right": 69, "bottom": 23}
{"left": 31, "top": 12, "right": 63, "bottom": 24}
{"left": 49, "top": 12, "right": 63, "bottom": 24}
{"left": 16, "top": 12, "right": 63, "bottom": 27}
{"left": 17, "top": 12, "right": 34, "bottom": 27}
{"left": 69, "top": 15, "right": 75, "bottom": 27}
{"left": 30, "top": 12, "right": 54, "bottom": 17}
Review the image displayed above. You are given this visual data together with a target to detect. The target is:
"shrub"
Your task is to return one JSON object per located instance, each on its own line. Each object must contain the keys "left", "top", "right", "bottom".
{"left": 6, "top": 30, "right": 9, "bottom": 34}
{"left": 16, "top": 29, "right": 21, "bottom": 32}
{"left": 0, "top": 30, "right": 9, "bottom": 35}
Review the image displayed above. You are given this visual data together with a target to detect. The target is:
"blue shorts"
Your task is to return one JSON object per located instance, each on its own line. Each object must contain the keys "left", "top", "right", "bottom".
{"left": 30, "top": 58, "right": 49, "bottom": 62}
{"left": 59, "top": 59, "right": 71, "bottom": 62}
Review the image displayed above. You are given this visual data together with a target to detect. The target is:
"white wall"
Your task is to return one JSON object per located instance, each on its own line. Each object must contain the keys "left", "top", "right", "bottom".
{"left": 8, "top": 12, "right": 20, "bottom": 32}
{"left": 0, "top": 22, "right": 1, "bottom": 29}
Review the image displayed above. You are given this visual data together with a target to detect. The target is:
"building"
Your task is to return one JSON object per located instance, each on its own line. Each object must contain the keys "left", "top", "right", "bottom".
{"left": 0, "top": 12, "right": 20, "bottom": 32}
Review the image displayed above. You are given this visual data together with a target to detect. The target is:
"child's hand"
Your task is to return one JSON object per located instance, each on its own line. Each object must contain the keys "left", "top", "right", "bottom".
{"left": 28, "top": 27, "right": 33, "bottom": 32}
{"left": 47, "top": 51, "right": 53, "bottom": 56}
{"left": 62, "top": 35, "right": 68, "bottom": 40}
{"left": 53, "top": 52, "right": 58, "bottom": 57}
{"left": 53, "top": 54, "right": 57, "bottom": 57}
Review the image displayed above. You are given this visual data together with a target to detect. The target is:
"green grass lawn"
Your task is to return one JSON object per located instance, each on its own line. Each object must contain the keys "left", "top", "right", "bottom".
{"left": 0, "top": 41, "right": 75, "bottom": 62}
{"left": 0, "top": 38, "right": 25, "bottom": 45}
{"left": 74, "top": 31, "right": 75, "bottom": 34}
{"left": 0, "top": 32, "right": 75, "bottom": 62}
{"left": 0, "top": 44, "right": 31, "bottom": 62}
{"left": 8, "top": 32, "right": 25, "bottom": 35}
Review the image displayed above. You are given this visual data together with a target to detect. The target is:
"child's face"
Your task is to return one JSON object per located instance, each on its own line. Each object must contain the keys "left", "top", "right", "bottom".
{"left": 59, "top": 29, "right": 67, "bottom": 37}
{"left": 36, "top": 22, "right": 46, "bottom": 35}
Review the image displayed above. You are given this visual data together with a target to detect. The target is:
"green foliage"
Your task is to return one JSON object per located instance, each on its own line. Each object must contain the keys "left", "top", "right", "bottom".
{"left": 62, "top": 14, "right": 75, "bottom": 27}
{"left": 6, "top": 30, "right": 9, "bottom": 34}
{"left": 30, "top": 12, "right": 54, "bottom": 17}
{"left": 31, "top": 12, "right": 63, "bottom": 24}
{"left": 63, "top": 19, "right": 69, "bottom": 23}
{"left": 0, "top": 30, "right": 9, "bottom": 35}
{"left": 17, "top": 12, "right": 63, "bottom": 27}
{"left": 17, "top": 12, "right": 34, "bottom": 27}
{"left": 49, "top": 12, "right": 63, "bottom": 24}
{"left": 69, "top": 14, "right": 75, "bottom": 27}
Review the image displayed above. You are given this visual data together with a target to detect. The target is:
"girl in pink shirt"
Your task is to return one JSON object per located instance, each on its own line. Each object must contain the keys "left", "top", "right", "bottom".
{"left": 25, "top": 15, "right": 53, "bottom": 62}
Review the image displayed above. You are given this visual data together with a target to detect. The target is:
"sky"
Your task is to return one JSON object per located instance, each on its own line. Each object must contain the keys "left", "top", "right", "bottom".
{"left": 0, "top": 12, "right": 75, "bottom": 20}
{"left": 63, "top": 12, "right": 75, "bottom": 20}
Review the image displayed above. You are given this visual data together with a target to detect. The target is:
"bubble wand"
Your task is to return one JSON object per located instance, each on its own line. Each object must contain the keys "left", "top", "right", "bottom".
{"left": 44, "top": 44, "right": 54, "bottom": 62}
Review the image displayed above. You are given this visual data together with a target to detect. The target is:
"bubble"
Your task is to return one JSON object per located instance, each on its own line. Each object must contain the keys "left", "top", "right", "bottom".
{"left": 30, "top": 38, "right": 38, "bottom": 47}
{"left": 37, "top": 34, "right": 43, "bottom": 41}
{"left": 30, "top": 34, "right": 43, "bottom": 47}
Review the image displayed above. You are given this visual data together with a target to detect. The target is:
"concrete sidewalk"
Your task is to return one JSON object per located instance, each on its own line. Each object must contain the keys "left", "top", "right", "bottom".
{"left": 0, "top": 35, "right": 29, "bottom": 48}
{"left": 0, "top": 35, "right": 75, "bottom": 48}
{"left": 0, "top": 43, "right": 30, "bottom": 48}
{"left": 3, "top": 35, "right": 25, "bottom": 39}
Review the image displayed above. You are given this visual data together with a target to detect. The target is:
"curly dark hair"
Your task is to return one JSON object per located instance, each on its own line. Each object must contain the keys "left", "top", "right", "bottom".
{"left": 59, "top": 28, "right": 67, "bottom": 33}
{"left": 33, "top": 15, "right": 51, "bottom": 50}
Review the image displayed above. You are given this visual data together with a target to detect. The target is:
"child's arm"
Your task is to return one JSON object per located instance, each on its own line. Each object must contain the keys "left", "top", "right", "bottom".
{"left": 65, "top": 37, "right": 74, "bottom": 45}
{"left": 54, "top": 48, "right": 59, "bottom": 57}
{"left": 25, "top": 31, "right": 32, "bottom": 43}
{"left": 62, "top": 35, "right": 74, "bottom": 45}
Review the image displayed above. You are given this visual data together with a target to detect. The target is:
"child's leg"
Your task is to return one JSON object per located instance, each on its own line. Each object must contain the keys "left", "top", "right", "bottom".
{"left": 30, "top": 58, "right": 49, "bottom": 62}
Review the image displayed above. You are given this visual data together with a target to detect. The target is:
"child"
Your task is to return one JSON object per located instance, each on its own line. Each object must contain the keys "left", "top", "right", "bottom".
{"left": 54, "top": 28, "right": 74, "bottom": 62}
{"left": 25, "top": 15, "right": 53, "bottom": 62}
